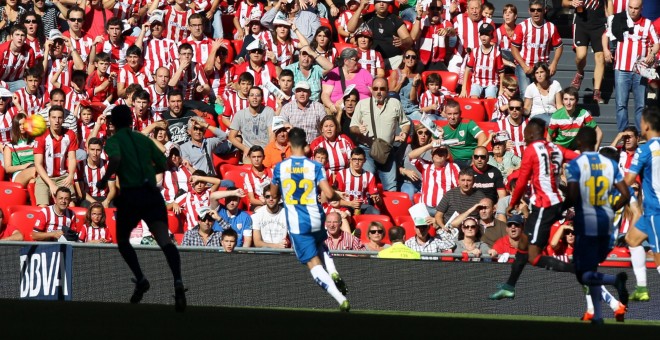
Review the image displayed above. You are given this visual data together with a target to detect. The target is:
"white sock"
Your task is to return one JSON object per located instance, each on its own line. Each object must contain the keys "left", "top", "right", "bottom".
{"left": 629, "top": 246, "right": 647, "bottom": 287}
{"left": 310, "top": 265, "right": 346, "bottom": 305}
{"left": 318, "top": 244, "right": 337, "bottom": 275}
{"left": 600, "top": 286, "right": 619, "bottom": 310}
{"left": 584, "top": 286, "right": 594, "bottom": 314}
{"left": 657, "top": 266, "right": 660, "bottom": 276}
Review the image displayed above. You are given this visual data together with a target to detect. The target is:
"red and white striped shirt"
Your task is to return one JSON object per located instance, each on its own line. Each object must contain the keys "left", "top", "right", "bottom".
{"left": 78, "top": 122, "right": 105, "bottom": 149}
{"left": 511, "top": 18, "right": 563, "bottom": 67}
{"left": 497, "top": 117, "right": 528, "bottom": 158}
{"left": 161, "top": 166, "right": 193, "bottom": 202}
{"left": 0, "top": 111, "right": 13, "bottom": 143}
{"left": 175, "top": 188, "right": 211, "bottom": 230}
{"left": 163, "top": 5, "right": 193, "bottom": 42}
{"left": 209, "top": 64, "right": 236, "bottom": 100}
{"left": 510, "top": 140, "right": 571, "bottom": 208}
{"left": 45, "top": 58, "right": 74, "bottom": 93}
{"left": 418, "top": 18, "right": 452, "bottom": 65}
{"left": 357, "top": 48, "right": 384, "bottom": 78}
{"left": 0, "top": 41, "right": 36, "bottom": 82}
{"left": 610, "top": 16, "right": 659, "bottom": 72}
{"left": 413, "top": 159, "right": 460, "bottom": 207}
{"left": 337, "top": 11, "right": 354, "bottom": 32}
{"left": 13, "top": 87, "right": 45, "bottom": 116}
{"left": 168, "top": 59, "right": 208, "bottom": 100}
{"left": 497, "top": 24, "right": 513, "bottom": 51}
{"left": 63, "top": 85, "right": 89, "bottom": 114}
{"left": 335, "top": 169, "right": 378, "bottom": 203}
{"left": 133, "top": 110, "right": 163, "bottom": 132}
{"left": 612, "top": 0, "right": 627, "bottom": 14}
{"left": 491, "top": 94, "right": 509, "bottom": 121}
{"left": 221, "top": 89, "right": 249, "bottom": 123}
{"left": 79, "top": 225, "right": 113, "bottom": 243}
{"left": 309, "top": 134, "right": 355, "bottom": 174}
{"left": 144, "top": 36, "right": 177, "bottom": 76}
{"left": 34, "top": 129, "right": 78, "bottom": 177}
{"left": 118, "top": 64, "right": 150, "bottom": 90}
{"left": 465, "top": 45, "right": 504, "bottom": 87}
{"left": 419, "top": 90, "right": 445, "bottom": 116}
{"left": 453, "top": 13, "right": 495, "bottom": 56}
{"left": 234, "top": 1, "right": 265, "bottom": 28}
{"left": 233, "top": 61, "right": 277, "bottom": 99}
{"left": 33, "top": 206, "right": 75, "bottom": 233}
{"left": 181, "top": 36, "right": 215, "bottom": 65}
{"left": 63, "top": 32, "right": 94, "bottom": 63}
{"left": 74, "top": 158, "right": 112, "bottom": 197}
{"left": 112, "top": 0, "right": 140, "bottom": 20}
{"left": 146, "top": 84, "right": 170, "bottom": 116}
{"left": 263, "top": 36, "right": 299, "bottom": 68}
{"left": 243, "top": 168, "right": 273, "bottom": 203}
{"left": 26, "top": 36, "right": 43, "bottom": 61}
{"left": 96, "top": 36, "right": 137, "bottom": 74}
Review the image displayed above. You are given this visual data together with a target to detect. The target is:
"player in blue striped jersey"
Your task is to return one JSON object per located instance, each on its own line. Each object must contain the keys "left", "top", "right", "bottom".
{"left": 566, "top": 127, "right": 630, "bottom": 325}
{"left": 270, "top": 128, "right": 350, "bottom": 312}
{"left": 624, "top": 107, "right": 660, "bottom": 301}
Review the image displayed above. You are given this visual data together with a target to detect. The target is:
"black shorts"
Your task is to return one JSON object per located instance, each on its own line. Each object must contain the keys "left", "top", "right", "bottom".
{"left": 573, "top": 24, "right": 605, "bottom": 52}
{"left": 115, "top": 185, "right": 168, "bottom": 235}
{"left": 524, "top": 204, "right": 562, "bottom": 249}
{"left": 573, "top": 235, "right": 612, "bottom": 272}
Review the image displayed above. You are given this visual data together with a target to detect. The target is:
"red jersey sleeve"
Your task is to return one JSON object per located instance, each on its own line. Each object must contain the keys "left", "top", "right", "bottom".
{"left": 66, "top": 130, "right": 79, "bottom": 151}
{"left": 335, "top": 171, "right": 346, "bottom": 192}
{"left": 550, "top": 29, "right": 562, "bottom": 48}
{"left": 511, "top": 24, "right": 523, "bottom": 48}
{"left": 466, "top": 51, "right": 475, "bottom": 68}
{"left": 558, "top": 145, "right": 579, "bottom": 162}
{"left": 33, "top": 134, "right": 46, "bottom": 155}
{"left": 366, "top": 173, "right": 378, "bottom": 195}
{"left": 509, "top": 145, "right": 535, "bottom": 207}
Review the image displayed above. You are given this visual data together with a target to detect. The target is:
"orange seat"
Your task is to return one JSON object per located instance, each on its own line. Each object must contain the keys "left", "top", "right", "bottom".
{"left": 0, "top": 181, "right": 28, "bottom": 217}
{"left": 454, "top": 98, "right": 486, "bottom": 122}
{"left": 482, "top": 98, "right": 497, "bottom": 120}
{"left": 355, "top": 219, "right": 393, "bottom": 244}
{"left": 8, "top": 210, "right": 40, "bottom": 241}
{"left": 381, "top": 194, "right": 412, "bottom": 221}
{"left": 422, "top": 71, "right": 459, "bottom": 93}
{"left": 353, "top": 214, "right": 391, "bottom": 226}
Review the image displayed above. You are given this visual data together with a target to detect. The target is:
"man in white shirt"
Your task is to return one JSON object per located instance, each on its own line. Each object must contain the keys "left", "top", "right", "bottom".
{"left": 251, "top": 187, "right": 289, "bottom": 248}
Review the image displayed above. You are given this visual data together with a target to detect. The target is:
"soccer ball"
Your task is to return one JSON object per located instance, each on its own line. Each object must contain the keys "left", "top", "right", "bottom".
{"left": 24, "top": 114, "right": 47, "bottom": 137}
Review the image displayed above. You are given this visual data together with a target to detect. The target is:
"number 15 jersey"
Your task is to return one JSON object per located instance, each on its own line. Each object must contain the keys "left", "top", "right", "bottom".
{"left": 566, "top": 152, "right": 622, "bottom": 237}
{"left": 273, "top": 156, "right": 327, "bottom": 235}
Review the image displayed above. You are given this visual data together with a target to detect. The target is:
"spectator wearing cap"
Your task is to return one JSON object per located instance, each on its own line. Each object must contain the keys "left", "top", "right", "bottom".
{"left": 410, "top": 0, "right": 452, "bottom": 71}
{"left": 262, "top": 0, "right": 321, "bottom": 43}
{"left": 263, "top": 118, "right": 292, "bottom": 168}
{"left": 491, "top": 214, "right": 524, "bottom": 260}
{"left": 180, "top": 116, "right": 231, "bottom": 177}
{"left": 170, "top": 170, "right": 222, "bottom": 230}
{"left": 460, "top": 23, "right": 504, "bottom": 99}
{"left": 408, "top": 143, "right": 460, "bottom": 216}
{"left": 353, "top": 26, "right": 385, "bottom": 79}
{"left": 321, "top": 48, "right": 374, "bottom": 115}
{"left": 347, "top": 0, "right": 413, "bottom": 69}
{"left": 378, "top": 226, "right": 420, "bottom": 259}
{"left": 280, "top": 81, "right": 326, "bottom": 144}
{"left": 232, "top": 0, "right": 265, "bottom": 40}
{"left": 451, "top": 196, "right": 507, "bottom": 246}
{"left": 181, "top": 206, "right": 223, "bottom": 247}
{"left": 471, "top": 146, "right": 506, "bottom": 203}
{"left": 233, "top": 40, "right": 278, "bottom": 100}
{"left": 43, "top": 29, "right": 86, "bottom": 94}
{"left": 210, "top": 187, "right": 253, "bottom": 247}
{"left": 235, "top": 11, "right": 269, "bottom": 61}
{"left": 350, "top": 77, "right": 410, "bottom": 192}
{"left": 487, "top": 130, "right": 521, "bottom": 177}
{"left": 228, "top": 86, "right": 276, "bottom": 163}
{"left": 285, "top": 24, "right": 335, "bottom": 102}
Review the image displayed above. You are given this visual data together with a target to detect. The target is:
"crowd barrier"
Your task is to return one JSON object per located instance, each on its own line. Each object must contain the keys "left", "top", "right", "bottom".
{"left": 1, "top": 242, "right": 659, "bottom": 321}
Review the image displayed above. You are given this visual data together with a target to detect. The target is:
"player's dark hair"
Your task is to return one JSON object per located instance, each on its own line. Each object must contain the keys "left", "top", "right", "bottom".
{"left": 178, "top": 43, "right": 193, "bottom": 53}
{"left": 94, "top": 52, "right": 111, "bottom": 63}
{"left": 72, "top": 69, "right": 87, "bottom": 80}
{"left": 168, "top": 89, "right": 184, "bottom": 100}
{"left": 388, "top": 226, "right": 405, "bottom": 242}
{"left": 106, "top": 17, "right": 123, "bottom": 30}
{"left": 459, "top": 167, "right": 475, "bottom": 177}
{"left": 288, "top": 127, "right": 307, "bottom": 148}
{"left": 248, "top": 145, "right": 264, "bottom": 156}
{"left": 132, "top": 89, "right": 151, "bottom": 103}
{"left": 126, "top": 45, "right": 142, "bottom": 57}
{"left": 87, "top": 137, "right": 104, "bottom": 148}
{"left": 313, "top": 148, "right": 328, "bottom": 157}
{"left": 527, "top": 118, "right": 547, "bottom": 135}
{"left": 599, "top": 146, "right": 619, "bottom": 162}
{"left": 562, "top": 87, "right": 579, "bottom": 100}
{"left": 575, "top": 126, "right": 597, "bottom": 150}
{"left": 222, "top": 228, "right": 238, "bottom": 239}
{"left": 238, "top": 72, "right": 255, "bottom": 84}
{"left": 279, "top": 69, "right": 294, "bottom": 79}
{"left": 623, "top": 126, "right": 639, "bottom": 137}
{"left": 642, "top": 107, "right": 660, "bottom": 132}
{"left": 55, "top": 186, "right": 72, "bottom": 198}
{"left": 50, "top": 88, "right": 65, "bottom": 99}
{"left": 350, "top": 147, "right": 366, "bottom": 158}
{"left": 49, "top": 105, "right": 65, "bottom": 117}
{"left": 110, "top": 105, "right": 133, "bottom": 129}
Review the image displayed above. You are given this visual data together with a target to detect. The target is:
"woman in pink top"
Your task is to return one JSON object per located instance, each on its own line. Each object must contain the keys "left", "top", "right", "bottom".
{"left": 321, "top": 48, "right": 373, "bottom": 115}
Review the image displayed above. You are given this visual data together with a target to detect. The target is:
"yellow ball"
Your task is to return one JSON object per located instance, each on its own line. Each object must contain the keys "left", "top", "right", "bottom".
{"left": 24, "top": 114, "right": 47, "bottom": 137}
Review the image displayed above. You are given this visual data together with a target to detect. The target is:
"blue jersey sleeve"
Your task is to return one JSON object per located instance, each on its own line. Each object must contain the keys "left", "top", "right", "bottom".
{"left": 272, "top": 162, "right": 281, "bottom": 186}
{"left": 314, "top": 161, "right": 326, "bottom": 185}
{"left": 628, "top": 146, "right": 647, "bottom": 175}
{"left": 611, "top": 158, "right": 623, "bottom": 183}
{"left": 565, "top": 158, "right": 580, "bottom": 183}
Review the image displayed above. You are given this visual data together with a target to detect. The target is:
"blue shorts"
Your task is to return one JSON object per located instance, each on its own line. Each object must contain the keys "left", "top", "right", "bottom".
{"left": 469, "top": 84, "right": 499, "bottom": 98}
{"left": 574, "top": 235, "right": 612, "bottom": 272}
{"left": 635, "top": 214, "right": 660, "bottom": 252}
{"left": 290, "top": 230, "right": 327, "bottom": 265}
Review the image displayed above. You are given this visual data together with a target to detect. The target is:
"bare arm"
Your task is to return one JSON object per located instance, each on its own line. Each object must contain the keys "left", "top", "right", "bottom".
{"left": 347, "top": 0, "right": 369, "bottom": 33}
{"left": 228, "top": 129, "right": 248, "bottom": 154}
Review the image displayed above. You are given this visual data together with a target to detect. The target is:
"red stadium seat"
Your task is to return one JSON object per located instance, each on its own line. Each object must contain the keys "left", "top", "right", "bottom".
{"left": 168, "top": 210, "right": 183, "bottom": 234}
{"left": 220, "top": 38, "right": 235, "bottom": 64}
{"left": 482, "top": 98, "right": 497, "bottom": 120}
{"left": 231, "top": 40, "right": 244, "bottom": 58}
{"left": 454, "top": 98, "right": 486, "bottom": 122}
{"left": 174, "top": 233, "right": 185, "bottom": 245}
{"left": 0, "top": 181, "right": 28, "bottom": 216}
{"left": 403, "top": 20, "right": 412, "bottom": 32}
{"left": 355, "top": 219, "right": 393, "bottom": 244}
{"left": 393, "top": 215, "right": 413, "bottom": 226}
{"left": 70, "top": 206, "right": 87, "bottom": 231}
{"left": 223, "top": 169, "right": 248, "bottom": 189}
{"left": 320, "top": 18, "right": 333, "bottom": 34}
{"left": 413, "top": 193, "right": 422, "bottom": 204}
{"left": 105, "top": 208, "right": 117, "bottom": 244}
{"left": 220, "top": 163, "right": 252, "bottom": 179}
{"left": 421, "top": 71, "right": 459, "bottom": 93}
{"left": 353, "top": 214, "right": 391, "bottom": 226}
{"left": 27, "top": 182, "right": 37, "bottom": 206}
{"left": 602, "top": 246, "right": 631, "bottom": 268}
{"left": 335, "top": 19, "right": 346, "bottom": 43}
{"left": 7, "top": 210, "right": 41, "bottom": 241}
{"left": 334, "top": 42, "right": 357, "bottom": 56}
{"left": 399, "top": 220, "right": 416, "bottom": 241}
{"left": 6, "top": 204, "right": 41, "bottom": 217}
{"left": 0, "top": 164, "right": 5, "bottom": 181}
{"left": 212, "top": 151, "right": 241, "bottom": 176}
{"left": 476, "top": 122, "right": 500, "bottom": 137}
{"left": 381, "top": 194, "right": 412, "bottom": 220}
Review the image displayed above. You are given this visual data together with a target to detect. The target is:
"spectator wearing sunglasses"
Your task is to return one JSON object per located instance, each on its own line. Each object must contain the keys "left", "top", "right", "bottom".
{"left": 492, "top": 213, "right": 524, "bottom": 261}
{"left": 470, "top": 146, "right": 506, "bottom": 203}
{"left": 454, "top": 217, "right": 496, "bottom": 261}
{"left": 398, "top": 123, "right": 433, "bottom": 201}
{"left": 181, "top": 206, "right": 222, "bottom": 247}
{"left": 364, "top": 221, "right": 389, "bottom": 252}
{"left": 496, "top": 96, "right": 528, "bottom": 158}
{"left": 487, "top": 132, "right": 521, "bottom": 177}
